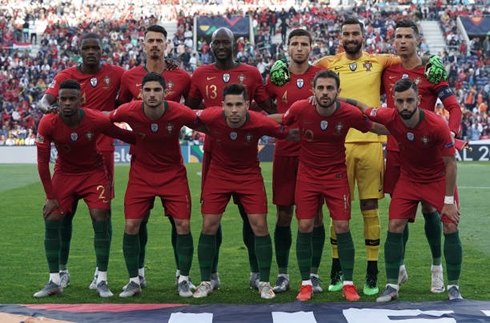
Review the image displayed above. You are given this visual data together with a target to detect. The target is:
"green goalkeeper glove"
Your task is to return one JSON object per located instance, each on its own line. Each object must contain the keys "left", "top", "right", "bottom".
{"left": 270, "top": 60, "right": 290, "bottom": 86}
{"left": 424, "top": 55, "right": 448, "bottom": 84}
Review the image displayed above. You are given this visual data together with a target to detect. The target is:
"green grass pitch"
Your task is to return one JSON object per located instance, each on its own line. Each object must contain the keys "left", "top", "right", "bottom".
{"left": 0, "top": 161, "right": 489, "bottom": 304}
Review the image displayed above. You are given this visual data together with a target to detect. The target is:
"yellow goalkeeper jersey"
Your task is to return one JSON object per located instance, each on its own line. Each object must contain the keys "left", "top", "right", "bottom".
{"left": 314, "top": 52, "right": 400, "bottom": 143}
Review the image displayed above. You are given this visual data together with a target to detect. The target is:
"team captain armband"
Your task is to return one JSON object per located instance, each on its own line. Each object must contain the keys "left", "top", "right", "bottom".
{"left": 437, "top": 86, "right": 455, "bottom": 101}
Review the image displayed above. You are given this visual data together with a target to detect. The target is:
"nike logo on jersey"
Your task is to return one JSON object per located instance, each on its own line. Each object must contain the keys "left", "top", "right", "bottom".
{"left": 389, "top": 76, "right": 397, "bottom": 79}
{"left": 207, "top": 76, "right": 217, "bottom": 80}
{"left": 136, "top": 83, "right": 142, "bottom": 87}
{"left": 334, "top": 67, "right": 342, "bottom": 70}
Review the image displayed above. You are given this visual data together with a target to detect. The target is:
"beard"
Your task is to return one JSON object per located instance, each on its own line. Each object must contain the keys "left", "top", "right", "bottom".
{"left": 343, "top": 41, "right": 363, "bottom": 55}
{"left": 399, "top": 108, "right": 417, "bottom": 120}
{"left": 316, "top": 94, "right": 337, "bottom": 109}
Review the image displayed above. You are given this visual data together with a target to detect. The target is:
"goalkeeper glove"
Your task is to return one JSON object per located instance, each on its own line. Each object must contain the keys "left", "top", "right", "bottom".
{"left": 424, "top": 55, "right": 447, "bottom": 84}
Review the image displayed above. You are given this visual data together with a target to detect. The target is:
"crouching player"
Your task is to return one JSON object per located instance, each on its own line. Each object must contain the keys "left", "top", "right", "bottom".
{"left": 35, "top": 80, "right": 135, "bottom": 298}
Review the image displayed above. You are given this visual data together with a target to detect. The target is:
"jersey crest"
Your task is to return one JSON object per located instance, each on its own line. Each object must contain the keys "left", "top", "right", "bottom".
{"left": 407, "top": 132, "right": 414, "bottom": 141}
{"left": 166, "top": 123, "right": 174, "bottom": 134}
{"left": 320, "top": 120, "right": 328, "bottom": 130}
{"left": 296, "top": 78, "right": 304, "bottom": 89}
{"left": 335, "top": 122, "right": 344, "bottom": 133}
{"left": 70, "top": 132, "right": 79, "bottom": 142}
{"left": 245, "top": 133, "right": 253, "bottom": 143}
{"left": 363, "top": 61, "right": 372, "bottom": 71}
{"left": 421, "top": 135, "right": 430, "bottom": 146}
{"left": 349, "top": 63, "right": 357, "bottom": 71}
{"left": 151, "top": 123, "right": 159, "bottom": 133}
{"left": 103, "top": 76, "right": 111, "bottom": 88}
{"left": 223, "top": 73, "right": 230, "bottom": 83}
{"left": 238, "top": 73, "right": 246, "bottom": 83}
{"left": 85, "top": 131, "right": 94, "bottom": 141}
{"left": 90, "top": 77, "right": 98, "bottom": 87}
{"left": 229, "top": 132, "right": 237, "bottom": 140}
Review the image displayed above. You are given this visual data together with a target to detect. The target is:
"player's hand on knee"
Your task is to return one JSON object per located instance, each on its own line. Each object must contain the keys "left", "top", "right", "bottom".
{"left": 43, "top": 198, "right": 63, "bottom": 218}
{"left": 442, "top": 204, "right": 459, "bottom": 225}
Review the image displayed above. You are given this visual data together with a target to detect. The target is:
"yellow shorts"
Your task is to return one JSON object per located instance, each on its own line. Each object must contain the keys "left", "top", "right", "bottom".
{"left": 345, "top": 142, "right": 384, "bottom": 200}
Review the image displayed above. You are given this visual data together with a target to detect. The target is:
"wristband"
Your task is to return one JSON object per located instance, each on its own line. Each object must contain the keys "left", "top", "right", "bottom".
{"left": 444, "top": 196, "right": 454, "bottom": 204}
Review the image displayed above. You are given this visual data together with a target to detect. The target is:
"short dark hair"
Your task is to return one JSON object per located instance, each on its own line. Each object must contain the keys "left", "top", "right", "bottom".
{"left": 145, "top": 24, "right": 168, "bottom": 39}
{"left": 394, "top": 78, "right": 418, "bottom": 95}
{"left": 80, "top": 33, "right": 101, "bottom": 43}
{"left": 395, "top": 19, "right": 419, "bottom": 37}
{"left": 142, "top": 72, "right": 166, "bottom": 89}
{"left": 59, "top": 79, "right": 81, "bottom": 91}
{"left": 222, "top": 83, "right": 248, "bottom": 101}
{"left": 288, "top": 29, "right": 312, "bottom": 45}
{"left": 313, "top": 70, "right": 340, "bottom": 89}
{"left": 341, "top": 17, "right": 364, "bottom": 34}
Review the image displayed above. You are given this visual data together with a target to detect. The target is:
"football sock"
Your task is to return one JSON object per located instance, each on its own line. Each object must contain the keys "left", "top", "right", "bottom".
{"left": 362, "top": 209, "right": 380, "bottom": 261}
{"left": 274, "top": 224, "right": 292, "bottom": 274}
{"left": 138, "top": 220, "right": 148, "bottom": 270}
{"left": 384, "top": 231, "right": 404, "bottom": 285}
{"left": 198, "top": 233, "right": 216, "bottom": 281}
{"left": 367, "top": 260, "right": 378, "bottom": 275}
{"left": 255, "top": 234, "right": 272, "bottom": 282}
{"left": 211, "top": 224, "right": 222, "bottom": 274}
{"left": 296, "top": 231, "right": 312, "bottom": 281}
{"left": 123, "top": 232, "right": 140, "bottom": 278}
{"left": 93, "top": 220, "right": 110, "bottom": 272}
{"left": 444, "top": 230, "right": 462, "bottom": 285}
{"left": 59, "top": 214, "right": 72, "bottom": 271}
{"left": 240, "top": 205, "right": 258, "bottom": 273}
{"left": 329, "top": 220, "right": 339, "bottom": 258}
{"left": 44, "top": 219, "right": 61, "bottom": 273}
{"left": 423, "top": 211, "right": 442, "bottom": 265}
{"left": 337, "top": 231, "right": 355, "bottom": 281}
{"left": 311, "top": 224, "right": 325, "bottom": 275}
{"left": 169, "top": 216, "right": 180, "bottom": 270}
{"left": 400, "top": 224, "right": 409, "bottom": 265}
{"left": 176, "top": 233, "right": 193, "bottom": 276}
{"left": 331, "top": 257, "right": 341, "bottom": 276}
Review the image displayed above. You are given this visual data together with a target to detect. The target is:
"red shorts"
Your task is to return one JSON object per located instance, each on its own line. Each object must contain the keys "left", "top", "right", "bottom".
{"left": 384, "top": 150, "right": 401, "bottom": 195}
{"left": 201, "top": 170, "right": 268, "bottom": 215}
{"left": 124, "top": 166, "right": 191, "bottom": 220}
{"left": 295, "top": 173, "right": 351, "bottom": 220}
{"left": 101, "top": 150, "right": 115, "bottom": 199}
{"left": 272, "top": 155, "right": 299, "bottom": 206}
{"left": 390, "top": 177, "right": 456, "bottom": 223}
{"left": 51, "top": 168, "right": 111, "bottom": 214}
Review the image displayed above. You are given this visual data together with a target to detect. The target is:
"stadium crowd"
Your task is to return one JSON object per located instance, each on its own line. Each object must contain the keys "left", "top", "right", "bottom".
{"left": 0, "top": 1, "right": 489, "bottom": 145}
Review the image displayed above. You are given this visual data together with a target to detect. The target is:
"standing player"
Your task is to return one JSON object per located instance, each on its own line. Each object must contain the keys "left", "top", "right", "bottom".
{"left": 186, "top": 27, "right": 274, "bottom": 290}
{"left": 192, "top": 83, "right": 292, "bottom": 300}
{"left": 34, "top": 80, "right": 134, "bottom": 298}
{"left": 382, "top": 19, "right": 463, "bottom": 293}
{"left": 38, "top": 33, "right": 124, "bottom": 290}
{"left": 272, "top": 70, "right": 388, "bottom": 301}
{"left": 341, "top": 78, "right": 463, "bottom": 302}
{"left": 265, "top": 29, "right": 324, "bottom": 293}
{"left": 118, "top": 24, "right": 192, "bottom": 289}
{"left": 110, "top": 73, "right": 199, "bottom": 298}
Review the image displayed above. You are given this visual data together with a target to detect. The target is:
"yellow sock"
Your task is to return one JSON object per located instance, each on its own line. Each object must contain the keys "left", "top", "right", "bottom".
{"left": 362, "top": 209, "right": 380, "bottom": 261}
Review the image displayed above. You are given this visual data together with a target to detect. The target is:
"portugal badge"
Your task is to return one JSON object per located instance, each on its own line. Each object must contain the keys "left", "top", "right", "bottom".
{"left": 320, "top": 120, "right": 328, "bottom": 130}
{"left": 223, "top": 73, "right": 230, "bottom": 83}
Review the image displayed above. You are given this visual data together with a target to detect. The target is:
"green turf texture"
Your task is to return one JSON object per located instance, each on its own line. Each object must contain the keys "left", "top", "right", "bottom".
{"left": 0, "top": 162, "right": 488, "bottom": 304}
